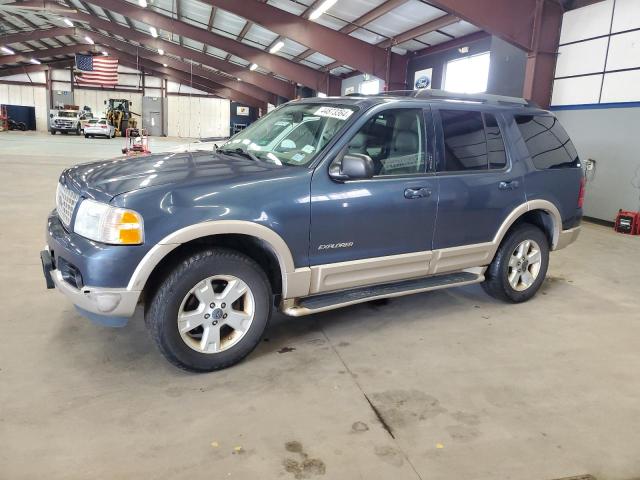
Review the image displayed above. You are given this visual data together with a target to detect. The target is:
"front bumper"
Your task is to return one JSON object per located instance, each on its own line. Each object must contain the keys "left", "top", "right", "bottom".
{"left": 43, "top": 211, "right": 145, "bottom": 327}
{"left": 42, "top": 248, "right": 139, "bottom": 326}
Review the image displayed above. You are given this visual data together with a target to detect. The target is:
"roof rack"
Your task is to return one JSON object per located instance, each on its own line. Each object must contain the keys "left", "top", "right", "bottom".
{"left": 374, "top": 89, "right": 537, "bottom": 108}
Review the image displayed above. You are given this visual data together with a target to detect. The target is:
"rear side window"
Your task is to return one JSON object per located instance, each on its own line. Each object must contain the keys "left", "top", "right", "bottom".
{"left": 515, "top": 115, "right": 579, "bottom": 169}
{"left": 440, "top": 110, "right": 507, "bottom": 172}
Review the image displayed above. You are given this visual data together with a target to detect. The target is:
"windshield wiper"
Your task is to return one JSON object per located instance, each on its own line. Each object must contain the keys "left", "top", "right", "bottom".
{"left": 217, "top": 147, "right": 260, "bottom": 162}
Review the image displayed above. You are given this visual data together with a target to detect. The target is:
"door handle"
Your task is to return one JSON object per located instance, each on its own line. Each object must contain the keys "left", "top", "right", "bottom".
{"left": 498, "top": 180, "right": 520, "bottom": 191}
{"left": 404, "top": 187, "right": 432, "bottom": 199}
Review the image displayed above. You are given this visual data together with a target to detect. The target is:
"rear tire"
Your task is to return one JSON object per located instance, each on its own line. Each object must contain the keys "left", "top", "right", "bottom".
{"left": 482, "top": 224, "right": 549, "bottom": 303}
{"left": 145, "top": 248, "right": 272, "bottom": 372}
{"left": 50, "top": 130, "right": 56, "bottom": 135}
{"left": 84, "top": 134, "right": 89, "bottom": 138}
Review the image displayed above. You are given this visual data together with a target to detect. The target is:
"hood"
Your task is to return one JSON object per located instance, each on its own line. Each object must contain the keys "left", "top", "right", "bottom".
{"left": 61, "top": 151, "right": 290, "bottom": 202}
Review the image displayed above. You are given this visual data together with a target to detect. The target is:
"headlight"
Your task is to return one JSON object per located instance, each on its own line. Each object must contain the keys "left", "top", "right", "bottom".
{"left": 74, "top": 199, "right": 144, "bottom": 245}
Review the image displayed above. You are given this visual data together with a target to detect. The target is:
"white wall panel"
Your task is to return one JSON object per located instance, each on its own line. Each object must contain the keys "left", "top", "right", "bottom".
{"left": 611, "top": 0, "right": 640, "bottom": 33}
{"left": 0, "top": 84, "right": 47, "bottom": 131}
{"left": 144, "top": 88, "right": 162, "bottom": 98}
{"left": 0, "top": 72, "right": 44, "bottom": 83}
{"left": 560, "top": 0, "right": 613, "bottom": 44}
{"left": 606, "top": 30, "right": 640, "bottom": 71}
{"left": 167, "top": 95, "right": 229, "bottom": 138}
{"left": 51, "top": 69, "right": 70, "bottom": 81}
{"left": 556, "top": 37, "right": 608, "bottom": 77}
{"left": 145, "top": 76, "right": 162, "bottom": 88}
{"left": 551, "top": 75, "right": 603, "bottom": 105}
{"left": 601, "top": 70, "right": 640, "bottom": 103}
{"left": 51, "top": 82, "right": 70, "bottom": 92}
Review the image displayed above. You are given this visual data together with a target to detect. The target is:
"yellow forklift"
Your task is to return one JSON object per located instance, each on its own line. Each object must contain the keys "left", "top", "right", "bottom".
{"left": 105, "top": 99, "right": 140, "bottom": 137}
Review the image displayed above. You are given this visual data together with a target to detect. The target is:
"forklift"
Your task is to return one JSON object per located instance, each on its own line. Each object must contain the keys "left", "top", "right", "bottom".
{"left": 105, "top": 99, "right": 140, "bottom": 137}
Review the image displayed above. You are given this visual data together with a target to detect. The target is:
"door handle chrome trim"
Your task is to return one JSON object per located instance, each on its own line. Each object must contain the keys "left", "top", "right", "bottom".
{"left": 404, "top": 187, "right": 432, "bottom": 199}
{"left": 498, "top": 180, "right": 520, "bottom": 191}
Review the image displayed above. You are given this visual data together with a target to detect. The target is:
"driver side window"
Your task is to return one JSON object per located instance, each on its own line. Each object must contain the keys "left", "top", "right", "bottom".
{"left": 345, "top": 108, "right": 425, "bottom": 176}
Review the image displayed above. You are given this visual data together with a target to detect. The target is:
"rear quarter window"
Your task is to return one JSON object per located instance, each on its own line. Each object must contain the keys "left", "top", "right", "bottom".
{"left": 515, "top": 115, "right": 579, "bottom": 169}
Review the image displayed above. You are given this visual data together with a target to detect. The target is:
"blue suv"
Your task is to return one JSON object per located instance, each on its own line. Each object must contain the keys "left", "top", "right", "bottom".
{"left": 41, "top": 90, "right": 584, "bottom": 372}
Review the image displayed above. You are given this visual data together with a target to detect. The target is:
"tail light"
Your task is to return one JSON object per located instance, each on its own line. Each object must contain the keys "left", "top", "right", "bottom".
{"left": 578, "top": 176, "right": 586, "bottom": 208}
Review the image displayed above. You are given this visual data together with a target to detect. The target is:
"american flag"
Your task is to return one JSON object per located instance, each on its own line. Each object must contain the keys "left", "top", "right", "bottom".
{"left": 75, "top": 54, "right": 119, "bottom": 86}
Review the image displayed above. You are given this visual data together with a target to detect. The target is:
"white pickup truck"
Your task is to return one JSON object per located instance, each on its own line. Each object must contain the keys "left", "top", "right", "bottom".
{"left": 50, "top": 110, "right": 82, "bottom": 135}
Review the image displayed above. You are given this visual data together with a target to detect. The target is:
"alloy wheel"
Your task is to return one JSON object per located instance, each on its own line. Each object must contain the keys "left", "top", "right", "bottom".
{"left": 177, "top": 275, "right": 255, "bottom": 354}
{"left": 507, "top": 239, "right": 542, "bottom": 291}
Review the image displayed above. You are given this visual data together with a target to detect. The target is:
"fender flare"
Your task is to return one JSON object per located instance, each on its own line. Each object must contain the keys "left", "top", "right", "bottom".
{"left": 493, "top": 200, "right": 562, "bottom": 250}
{"left": 126, "top": 220, "right": 311, "bottom": 299}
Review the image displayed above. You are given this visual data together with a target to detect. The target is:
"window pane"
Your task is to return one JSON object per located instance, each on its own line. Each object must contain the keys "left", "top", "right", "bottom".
{"left": 484, "top": 113, "right": 507, "bottom": 169}
{"left": 346, "top": 109, "right": 425, "bottom": 176}
{"left": 441, "top": 110, "right": 487, "bottom": 172}
{"left": 515, "top": 115, "right": 580, "bottom": 169}
{"left": 444, "top": 52, "right": 490, "bottom": 94}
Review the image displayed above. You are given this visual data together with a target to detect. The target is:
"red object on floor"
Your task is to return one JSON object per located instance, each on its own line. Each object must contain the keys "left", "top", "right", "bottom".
{"left": 614, "top": 209, "right": 640, "bottom": 235}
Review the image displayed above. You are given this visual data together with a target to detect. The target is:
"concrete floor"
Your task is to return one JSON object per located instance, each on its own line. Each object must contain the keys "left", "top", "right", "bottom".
{"left": 1, "top": 131, "right": 639, "bottom": 480}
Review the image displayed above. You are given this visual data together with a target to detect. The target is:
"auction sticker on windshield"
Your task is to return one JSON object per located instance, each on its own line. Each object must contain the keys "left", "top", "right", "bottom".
{"left": 314, "top": 106, "right": 354, "bottom": 121}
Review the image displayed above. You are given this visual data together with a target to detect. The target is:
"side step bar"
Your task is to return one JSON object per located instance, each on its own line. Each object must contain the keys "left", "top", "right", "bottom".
{"left": 282, "top": 271, "right": 484, "bottom": 317}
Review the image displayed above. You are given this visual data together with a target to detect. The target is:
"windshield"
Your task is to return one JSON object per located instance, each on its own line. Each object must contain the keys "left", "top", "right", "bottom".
{"left": 58, "top": 111, "right": 79, "bottom": 118}
{"left": 223, "top": 103, "right": 358, "bottom": 166}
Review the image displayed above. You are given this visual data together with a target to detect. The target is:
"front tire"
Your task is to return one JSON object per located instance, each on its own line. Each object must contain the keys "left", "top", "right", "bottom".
{"left": 482, "top": 224, "right": 549, "bottom": 303}
{"left": 145, "top": 248, "right": 272, "bottom": 372}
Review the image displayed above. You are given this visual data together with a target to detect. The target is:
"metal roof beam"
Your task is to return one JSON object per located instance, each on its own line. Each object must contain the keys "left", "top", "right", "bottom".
{"left": 0, "top": 43, "right": 95, "bottom": 65}
{"left": 425, "top": 0, "right": 562, "bottom": 52}
{"left": 10, "top": 10, "right": 295, "bottom": 99}
{"left": 87, "top": 30, "right": 275, "bottom": 104}
{"left": 0, "top": 26, "right": 75, "bottom": 45}
{"left": 0, "top": 58, "right": 73, "bottom": 77}
{"left": 377, "top": 14, "right": 459, "bottom": 48}
{"left": 82, "top": 0, "right": 337, "bottom": 93}
{"left": 203, "top": 0, "right": 398, "bottom": 81}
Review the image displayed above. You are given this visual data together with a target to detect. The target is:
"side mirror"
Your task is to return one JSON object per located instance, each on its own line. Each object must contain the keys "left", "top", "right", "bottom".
{"left": 329, "top": 153, "right": 374, "bottom": 181}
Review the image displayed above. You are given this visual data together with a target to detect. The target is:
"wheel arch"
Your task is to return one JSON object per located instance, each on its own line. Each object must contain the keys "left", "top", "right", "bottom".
{"left": 128, "top": 221, "right": 310, "bottom": 300}
{"left": 493, "top": 200, "right": 561, "bottom": 250}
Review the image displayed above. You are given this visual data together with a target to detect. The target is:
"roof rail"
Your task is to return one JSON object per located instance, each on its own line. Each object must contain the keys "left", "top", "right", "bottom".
{"left": 375, "top": 89, "right": 536, "bottom": 107}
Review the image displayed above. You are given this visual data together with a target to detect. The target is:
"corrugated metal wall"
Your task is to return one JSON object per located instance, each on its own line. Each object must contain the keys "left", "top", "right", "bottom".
{"left": 167, "top": 96, "right": 230, "bottom": 138}
{"left": 0, "top": 84, "right": 48, "bottom": 132}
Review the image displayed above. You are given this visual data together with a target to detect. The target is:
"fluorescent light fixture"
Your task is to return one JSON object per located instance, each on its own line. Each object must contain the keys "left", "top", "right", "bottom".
{"left": 237, "top": 77, "right": 242, "bottom": 81}
{"left": 458, "top": 46, "right": 469, "bottom": 54}
{"left": 149, "top": 26, "right": 158, "bottom": 38}
{"left": 30, "top": 58, "right": 41, "bottom": 64}
{"left": 85, "top": 36, "right": 94, "bottom": 44}
{"left": 158, "top": 48, "right": 164, "bottom": 55}
{"left": 309, "top": 0, "right": 337, "bottom": 20}
{"left": 162, "top": 63, "right": 168, "bottom": 67}
{"left": 138, "top": 0, "right": 148, "bottom": 6}
{"left": 269, "top": 40, "right": 284, "bottom": 54}
{"left": 63, "top": 18, "right": 73, "bottom": 27}
{"left": 249, "top": 63, "right": 258, "bottom": 71}
{"left": 101, "top": 51, "right": 108, "bottom": 56}
{"left": 1, "top": 46, "right": 15, "bottom": 55}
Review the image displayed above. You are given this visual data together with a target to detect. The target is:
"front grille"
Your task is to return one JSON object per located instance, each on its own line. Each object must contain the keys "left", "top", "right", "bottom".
{"left": 56, "top": 183, "right": 79, "bottom": 227}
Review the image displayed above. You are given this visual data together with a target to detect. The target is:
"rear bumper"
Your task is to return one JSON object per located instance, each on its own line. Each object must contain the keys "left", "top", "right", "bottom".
{"left": 555, "top": 226, "right": 581, "bottom": 250}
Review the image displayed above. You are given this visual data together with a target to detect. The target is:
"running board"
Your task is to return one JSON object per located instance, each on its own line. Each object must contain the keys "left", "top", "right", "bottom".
{"left": 282, "top": 271, "right": 484, "bottom": 317}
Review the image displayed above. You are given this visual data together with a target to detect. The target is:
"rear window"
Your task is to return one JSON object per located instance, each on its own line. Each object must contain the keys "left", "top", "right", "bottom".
{"left": 515, "top": 115, "right": 579, "bottom": 169}
{"left": 99, "top": 120, "right": 107, "bottom": 125}
{"left": 440, "top": 110, "right": 507, "bottom": 172}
